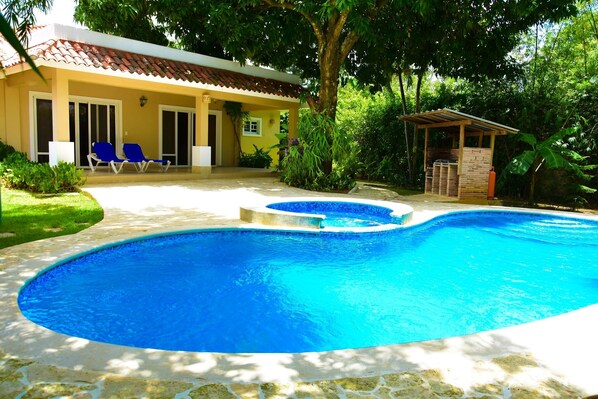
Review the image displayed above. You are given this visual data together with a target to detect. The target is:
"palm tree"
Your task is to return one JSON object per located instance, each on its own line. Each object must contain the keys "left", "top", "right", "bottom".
{"left": 0, "top": 12, "right": 44, "bottom": 80}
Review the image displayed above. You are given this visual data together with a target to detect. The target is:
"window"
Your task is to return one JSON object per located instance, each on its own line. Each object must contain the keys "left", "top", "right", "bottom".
{"left": 243, "top": 117, "right": 262, "bottom": 136}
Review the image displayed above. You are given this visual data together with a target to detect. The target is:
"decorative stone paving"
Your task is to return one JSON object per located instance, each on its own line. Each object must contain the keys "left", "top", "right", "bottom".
{"left": 1, "top": 178, "right": 597, "bottom": 398}
{"left": 0, "top": 350, "right": 586, "bottom": 398}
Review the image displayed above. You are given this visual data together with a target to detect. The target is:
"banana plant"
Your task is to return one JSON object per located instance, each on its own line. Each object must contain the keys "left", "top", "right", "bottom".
{"left": 502, "top": 127, "right": 596, "bottom": 204}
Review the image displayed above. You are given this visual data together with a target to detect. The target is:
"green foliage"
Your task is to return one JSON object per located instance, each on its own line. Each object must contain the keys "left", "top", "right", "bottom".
{"left": 1, "top": 153, "right": 85, "bottom": 194}
{"left": 501, "top": 127, "right": 596, "bottom": 204}
{"left": 71, "top": 0, "right": 579, "bottom": 188}
{"left": 74, "top": 0, "right": 169, "bottom": 48}
{"left": 280, "top": 112, "right": 355, "bottom": 191}
{"left": 337, "top": 85, "right": 415, "bottom": 186}
{"left": 1, "top": 3, "right": 47, "bottom": 80}
{"left": 223, "top": 101, "right": 249, "bottom": 159}
{"left": 0, "top": 140, "right": 17, "bottom": 162}
{"left": 239, "top": 145, "right": 273, "bottom": 169}
{"left": 268, "top": 132, "right": 289, "bottom": 170}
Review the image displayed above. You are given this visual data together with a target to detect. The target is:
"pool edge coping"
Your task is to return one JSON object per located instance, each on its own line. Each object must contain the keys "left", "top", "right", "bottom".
{"left": 240, "top": 197, "right": 414, "bottom": 231}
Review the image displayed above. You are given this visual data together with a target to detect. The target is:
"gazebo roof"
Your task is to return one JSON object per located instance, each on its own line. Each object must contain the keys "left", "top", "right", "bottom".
{"left": 400, "top": 108, "right": 519, "bottom": 135}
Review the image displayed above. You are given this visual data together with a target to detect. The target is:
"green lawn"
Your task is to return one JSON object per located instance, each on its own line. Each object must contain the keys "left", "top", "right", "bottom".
{"left": 0, "top": 187, "right": 104, "bottom": 249}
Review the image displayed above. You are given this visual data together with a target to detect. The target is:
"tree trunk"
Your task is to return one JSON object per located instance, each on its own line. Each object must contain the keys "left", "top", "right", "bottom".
{"left": 316, "top": 53, "right": 342, "bottom": 120}
{"left": 528, "top": 157, "right": 543, "bottom": 204}
{"left": 313, "top": 48, "right": 343, "bottom": 174}
{"left": 529, "top": 169, "right": 537, "bottom": 204}
{"left": 412, "top": 72, "right": 423, "bottom": 184}
{"left": 397, "top": 72, "right": 413, "bottom": 182}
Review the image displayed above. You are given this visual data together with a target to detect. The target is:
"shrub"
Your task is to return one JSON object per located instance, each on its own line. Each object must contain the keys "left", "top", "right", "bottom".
{"left": 52, "top": 161, "right": 86, "bottom": 192}
{"left": 1, "top": 152, "right": 85, "bottom": 193}
{"left": 239, "top": 145, "right": 273, "bottom": 169}
{"left": 0, "top": 151, "right": 30, "bottom": 190}
{"left": 0, "top": 140, "right": 16, "bottom": 162}
{"left": 280, "top": 112, "right": 355, "bottom": 191}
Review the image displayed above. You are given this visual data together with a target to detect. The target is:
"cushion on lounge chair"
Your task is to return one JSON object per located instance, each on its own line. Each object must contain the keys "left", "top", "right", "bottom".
{"left": 123, "top": 143, "right": 171, "bottom": 172}
{"left": 87, "top": 142, "right": 129, "bottom": 174}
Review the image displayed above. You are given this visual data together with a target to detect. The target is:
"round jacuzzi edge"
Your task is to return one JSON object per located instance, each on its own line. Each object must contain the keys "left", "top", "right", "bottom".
{"left": 240, "top": 197, "right": 414, "bottom": 230}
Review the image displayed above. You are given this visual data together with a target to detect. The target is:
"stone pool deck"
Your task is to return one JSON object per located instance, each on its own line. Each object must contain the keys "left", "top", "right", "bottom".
{"left": 1, "top": 177, "right": 597, "bottom": 398}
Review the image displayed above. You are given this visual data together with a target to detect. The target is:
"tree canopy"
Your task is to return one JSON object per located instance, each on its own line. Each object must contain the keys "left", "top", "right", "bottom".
{"left": 72, "top": 0, "right": 578, "bottom": 119}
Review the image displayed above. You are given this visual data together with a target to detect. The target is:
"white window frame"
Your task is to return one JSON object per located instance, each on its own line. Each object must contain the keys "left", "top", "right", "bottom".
{"left": 242, "top": 117, "right": 262, "bottom": 137}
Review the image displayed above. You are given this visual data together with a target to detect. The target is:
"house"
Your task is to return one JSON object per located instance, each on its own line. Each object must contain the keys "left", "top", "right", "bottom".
{"left": 0, "top": 24, "right": 302, "bottom": 175}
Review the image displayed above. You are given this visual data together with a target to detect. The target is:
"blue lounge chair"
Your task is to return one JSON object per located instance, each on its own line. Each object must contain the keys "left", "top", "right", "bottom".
{"left": 87, "top": 142, "right": 129, "bottom": 174}
{"left": 123, "top": 143, "right": 171, "bottom": 173}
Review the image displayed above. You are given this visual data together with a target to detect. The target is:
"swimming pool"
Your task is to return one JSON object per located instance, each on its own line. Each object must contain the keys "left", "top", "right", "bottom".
{"left": 18, "top": 210, "right": 598, "bottom": 353}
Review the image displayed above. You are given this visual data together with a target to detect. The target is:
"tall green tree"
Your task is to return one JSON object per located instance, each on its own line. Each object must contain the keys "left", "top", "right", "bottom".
{"left": 73, "top": 0, "right": 578, "bottom": 121}
{"left": 346, "top": 0, "right": 578, "bottom": 183}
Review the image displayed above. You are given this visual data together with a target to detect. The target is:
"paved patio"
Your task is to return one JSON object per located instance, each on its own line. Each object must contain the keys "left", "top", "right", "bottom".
{"left": 1, "top": 177, "right": 597, "bottom": 398}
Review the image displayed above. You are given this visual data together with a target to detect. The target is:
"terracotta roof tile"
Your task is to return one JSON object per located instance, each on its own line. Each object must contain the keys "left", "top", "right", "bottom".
{"left": 2, "top": 38, "right": 302, "bottom": 98}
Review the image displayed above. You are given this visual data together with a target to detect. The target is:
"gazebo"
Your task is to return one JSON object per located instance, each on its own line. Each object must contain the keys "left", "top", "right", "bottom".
{"left": 400, "top": 109, "right": 519, "bottom": 200}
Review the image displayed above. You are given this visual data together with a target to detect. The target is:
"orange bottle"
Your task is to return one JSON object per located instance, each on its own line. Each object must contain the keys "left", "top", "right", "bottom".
{"left": 488, "top": 167, "right": 496, "bottom": 199}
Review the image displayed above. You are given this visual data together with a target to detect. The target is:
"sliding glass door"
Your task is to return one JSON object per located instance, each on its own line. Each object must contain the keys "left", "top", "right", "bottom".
{"left": 161, "top": 107, "right": 218, "bottom": 166}
{"left": 34, "top": 98, "right": 53, "bottom": 163}
{"left": 70, "top": 102, "right": 117, "bottom": 166}
{"left": 32, "top": 93, "right": 120, "bottom": 167}
{"left": 161, "top": 109, "right": 195, "bottom": 166}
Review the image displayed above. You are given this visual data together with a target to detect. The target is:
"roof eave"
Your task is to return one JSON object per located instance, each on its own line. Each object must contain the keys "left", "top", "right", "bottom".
{"left": 28, "top": 24, "right": 302, "bottom": 85}
{"left": 3, "top": 60, "right": 302, "bottom": 103}
{"left": 400, "top": 108, "right": 519, "bottom": 134}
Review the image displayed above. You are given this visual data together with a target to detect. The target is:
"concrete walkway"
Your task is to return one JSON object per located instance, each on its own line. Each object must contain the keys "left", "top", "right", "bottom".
{"left": 1, "top": 177, "right": 597, "bottom": 398}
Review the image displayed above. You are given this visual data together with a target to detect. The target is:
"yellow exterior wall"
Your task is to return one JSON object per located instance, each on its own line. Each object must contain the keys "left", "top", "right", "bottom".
{"left": 217, "top": 104, "right": 237, "bottom": 166}
{"left": 241, "top": 110, "right": 282, "bottom": 167}
{"left": 2, "top": 84, "right": 29, "bottom": 152}
{"left": 6, "top": 68, "right": 53, "bottom": 159}
{"left": 2, "top": 66, "right": 298, "bottom": 166}
{"left": 0, "top": 80, "right": 6, "bottom": 144}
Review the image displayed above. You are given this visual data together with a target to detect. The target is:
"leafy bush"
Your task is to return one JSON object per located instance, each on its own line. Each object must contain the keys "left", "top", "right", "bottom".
{"left": 239, "top": 145, "right": 273, "bottom": 168}
{"left": 280, "top": 112, "right": 355, "bottom": 191}
{"left": 0, "top": 140, "right": 16, "bottom": 161}
{"left": 338, "top": 89, "right": 414, "bottom": 187}
{"left": 0, "top": 151, "right": 30, "bottom": 189}
{"left": 1, "top": 152, "right": 85, "bottom": 193}
{"left": 53, "top": 161, "right": 86, "bottom": 191}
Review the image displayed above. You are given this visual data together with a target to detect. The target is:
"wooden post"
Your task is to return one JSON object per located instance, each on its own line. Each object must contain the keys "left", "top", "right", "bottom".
{"left": 423, "top": 127, "right": 429, "bottom": 171}
{"left": 458, "top": 123, "right": 465, "bottom": 175}
{"left": 478, "top": 132, "right": 484, "bottom": 147}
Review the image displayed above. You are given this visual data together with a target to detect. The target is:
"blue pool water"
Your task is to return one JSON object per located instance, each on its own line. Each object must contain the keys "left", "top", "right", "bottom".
{"left": 266, "top": 201, "right": 398, "bottom": 227}
{"left": 18, "top": 211, "right": 598, "bottom": 353}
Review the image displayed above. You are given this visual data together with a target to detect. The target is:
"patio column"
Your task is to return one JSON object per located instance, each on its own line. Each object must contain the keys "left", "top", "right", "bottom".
{"left": 50, "top": 70, "right": 74, "bottom": 166}
{"left": 192, "top": 94, "right": 212, "bottom": 176}
{"left": 288, "top": 106, "right": 299, "bottom": 140}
